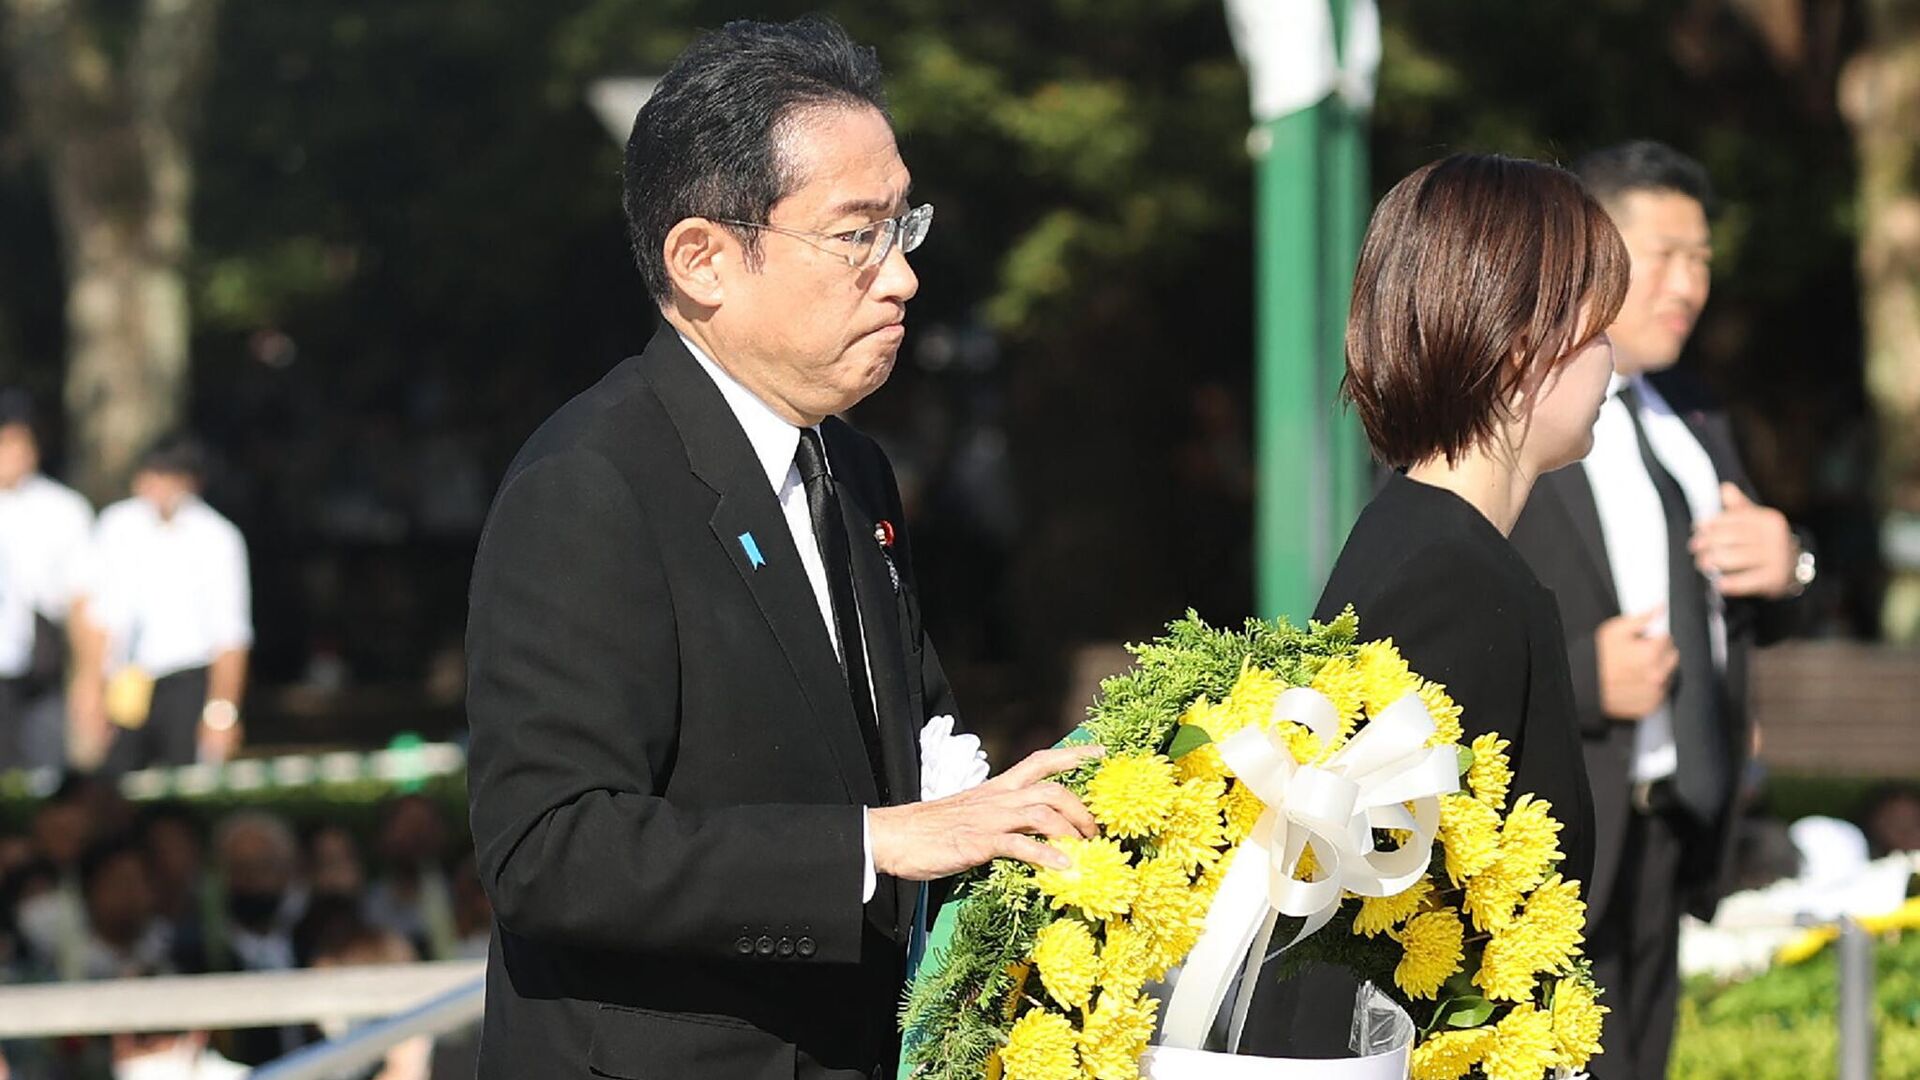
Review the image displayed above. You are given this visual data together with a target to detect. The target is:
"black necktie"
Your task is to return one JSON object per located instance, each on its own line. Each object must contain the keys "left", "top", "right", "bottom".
{"left": 795, "top": 428, "right": 889, "bottom": 801}
{"left": 1618, "top": 384, "right": 1729, "bottom": 824}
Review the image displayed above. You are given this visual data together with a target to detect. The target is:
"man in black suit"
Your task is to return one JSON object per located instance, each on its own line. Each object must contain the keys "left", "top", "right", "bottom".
{"left": 1510, "top": 141, "right": 1815, "bottom": 1079}
{"left": 464, "top": 18, "right": 1100, "bottom": 1079}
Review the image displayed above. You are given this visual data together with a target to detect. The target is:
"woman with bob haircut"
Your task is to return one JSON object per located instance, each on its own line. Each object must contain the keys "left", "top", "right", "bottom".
{"left": 1244, "top": 153, "right": 1628, "bottom": 1058}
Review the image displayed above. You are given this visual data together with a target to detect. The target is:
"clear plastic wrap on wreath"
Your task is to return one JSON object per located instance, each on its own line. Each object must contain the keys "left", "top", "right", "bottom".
{"left": 1138, "top": 982, "right": 1413, "bottom": 1079}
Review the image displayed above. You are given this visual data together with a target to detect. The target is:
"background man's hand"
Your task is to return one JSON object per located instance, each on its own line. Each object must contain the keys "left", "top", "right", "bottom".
{"left": 1692, "top": 483, "right": 1797, "bottom": 598}
{"left": 869, "top": 744, "right": 1104, "bottom": 881}
{"left": 1597, "top": 606, "right": 1678, "bottom": 721}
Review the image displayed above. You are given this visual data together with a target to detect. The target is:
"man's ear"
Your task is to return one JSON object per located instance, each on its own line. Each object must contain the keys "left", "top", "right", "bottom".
{"left": 663, "top": 218, "right": 729, "bottom": 307}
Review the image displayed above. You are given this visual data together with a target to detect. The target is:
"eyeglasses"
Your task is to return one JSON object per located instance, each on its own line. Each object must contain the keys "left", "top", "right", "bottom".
{"left": 711, "top": 203, "right": 934, "bottom": 271}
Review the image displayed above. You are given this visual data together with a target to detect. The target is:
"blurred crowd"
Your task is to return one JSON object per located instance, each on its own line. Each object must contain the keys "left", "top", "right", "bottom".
{"left": 0, "top": 780, "right": 488, "bottom": 1080}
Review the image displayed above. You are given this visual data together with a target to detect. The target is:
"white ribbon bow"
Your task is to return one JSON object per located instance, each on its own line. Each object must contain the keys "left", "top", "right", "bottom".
{"left": 1159, "top": 687, "right": 1460, "bottom": 1051}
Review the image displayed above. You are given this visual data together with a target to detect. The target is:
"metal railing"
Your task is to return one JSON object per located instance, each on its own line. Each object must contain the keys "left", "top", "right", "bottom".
{"left": 252, "top": 975, "right": 485, "bottom": 1080}
{"left": 0, "top": 960, "right": 482, "bottom": 1037}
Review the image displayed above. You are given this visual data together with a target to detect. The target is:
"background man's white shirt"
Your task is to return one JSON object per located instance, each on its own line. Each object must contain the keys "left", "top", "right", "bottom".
{"left": 83, "top": 495, "right": 253, "bottom": 678}
{"left": 0, "top": 474, "right": 93, "bottom": 678}
{"left": 1582, "top": 373, "right": 1729, "bottom": 784}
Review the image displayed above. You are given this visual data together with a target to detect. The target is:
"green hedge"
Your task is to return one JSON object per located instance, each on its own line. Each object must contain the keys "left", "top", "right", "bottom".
{"left": 1669, "top": 927, "right": 1920, "bottom": 1078}
{"left": 0, "top": 771, "right": 469, "bottom": 848}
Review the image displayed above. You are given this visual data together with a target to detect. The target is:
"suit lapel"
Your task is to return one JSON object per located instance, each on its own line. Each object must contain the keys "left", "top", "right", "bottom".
{"left": 643, "top": 331, "right": 881, "bottom": 807}
{"left": 1541, "top": 466, "right": 1618, "bottom": 608}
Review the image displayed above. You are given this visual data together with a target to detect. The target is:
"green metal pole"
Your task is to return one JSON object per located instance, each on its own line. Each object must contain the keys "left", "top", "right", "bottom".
{"left": 1253, "top": 105, "right": 1328, "bottom": 624}
{"left": 1322, "top": 94, "right": 1370, "bottom": 541}
{"left": 1252, "top": 0, "right": 1371, "bottom": 624}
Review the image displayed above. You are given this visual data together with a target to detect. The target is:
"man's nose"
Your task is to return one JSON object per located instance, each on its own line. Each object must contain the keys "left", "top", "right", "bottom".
{"left": 872, "top": 238, "right": 919, "bottom": 303}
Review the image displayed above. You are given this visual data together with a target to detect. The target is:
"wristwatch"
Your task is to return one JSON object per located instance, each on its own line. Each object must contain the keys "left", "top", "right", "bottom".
{"left": 1787, "top": 539, "right": 1817, "bottom": 598}
{"left": 201, "top": 698, "right": 240, "bottom": 732}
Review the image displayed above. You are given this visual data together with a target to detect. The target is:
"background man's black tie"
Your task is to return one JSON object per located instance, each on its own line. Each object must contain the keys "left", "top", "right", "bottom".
{"left": 796, "top": 428, "right": 890, "bottom": 801}
{"left": 1618, "top": 383, "right": 1730, "bottom": 825}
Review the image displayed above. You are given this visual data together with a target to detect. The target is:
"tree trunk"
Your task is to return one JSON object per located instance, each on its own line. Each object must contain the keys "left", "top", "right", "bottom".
{"left": 1841, "top": 0, "right": 1920, "bottom": 641}
{"left": 4, "top": 0, "right": 221, "bottom": 503}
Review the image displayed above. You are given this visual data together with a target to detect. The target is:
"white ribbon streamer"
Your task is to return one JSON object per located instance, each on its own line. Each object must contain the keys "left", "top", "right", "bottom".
{"left": 1159, "top": 688, "right": 1459, "bottom": 1050}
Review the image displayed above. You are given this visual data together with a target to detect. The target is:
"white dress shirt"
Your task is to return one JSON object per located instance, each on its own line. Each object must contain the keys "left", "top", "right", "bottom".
{"left": 1581, "top": 374, "right": 1729, "bottom": 784}
{"left": 83, "top": 495, "right": 253, "bottom": 679}
{"left": 682, "top": 335, "right": 885, "bottom": 901}
{"left": 0, "top": 474, "right": 93, "bottom": 678}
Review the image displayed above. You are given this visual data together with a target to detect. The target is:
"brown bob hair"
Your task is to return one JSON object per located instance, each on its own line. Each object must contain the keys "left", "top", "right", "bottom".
{"left": 1344, "top": 153, "right": 1630, "bottom": 468}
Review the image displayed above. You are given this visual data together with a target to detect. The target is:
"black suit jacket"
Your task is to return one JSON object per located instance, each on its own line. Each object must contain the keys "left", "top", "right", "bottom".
{"left": 465, "top": 330, "right": 957, "bottom": 1079}
{"left": 1241, "top": 474, "right": 1596, "bottom": 1058}
{"left": 1508, "top": 370, "right": 1796, "bottom": 923}
{"left": 1315, "top": 474, "right": 1595, "bottom": 888}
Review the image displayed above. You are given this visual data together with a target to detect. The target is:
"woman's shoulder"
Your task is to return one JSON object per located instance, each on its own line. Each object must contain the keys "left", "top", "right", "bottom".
{"left": 1331, "top": 483, "right": 1532, "bottom": 599}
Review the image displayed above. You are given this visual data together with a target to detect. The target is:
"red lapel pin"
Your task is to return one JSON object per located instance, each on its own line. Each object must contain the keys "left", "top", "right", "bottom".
{"left": 874, "top": 519, "right": 896, "bottom": 548}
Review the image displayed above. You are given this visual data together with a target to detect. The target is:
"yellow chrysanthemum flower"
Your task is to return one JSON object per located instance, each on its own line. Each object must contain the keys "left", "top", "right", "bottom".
{"left": 1178, "top": 694, "right": 1221, "bottom": 732}
{"left": 1310, "top": 655, "right": 1366, "bottom": 731}
{"left": 1354, "top": 877, "right": 1433, "bottom": 937}
{"left": 1521, "top": 875, "right": 1586, "bottom": 966}
{"left": 1476, "top": 875, "right": 1586, "bottom": 1001}
{"left": 1416, "top": 679, "right": 1464, "bottom": 749}
{"left": 1098, "top": 918, "right": 1154, "bottom": 1001}
{"left": 1131, "top": 857, "right": 1205, "bottom": 939}
{"left": 1410, "top": 1027, "right": 1494, "bottom": 1080}
{"left": 1031, "top": 919, "right": 1099, "bottom": 1011}
{"left": 1464, "top": 863, "right": 1528, "bottom": 934}
{"left": 1157, "top": 777, "right": 1228, "bottom": 871}
{"left": 1355, "top": 639, "right": 1421, "bottom": 716}
{"left": 1222, "top": 779, "right": 1265, "bottom": 843}
{"left": 1034, "top": 837, "right": 1136, "bottom": 920}
{"left": 1494, "top": 795, "right": 1565, "bottom": 895}
{"left": 1468, "top": 733, "right": 1513, "bottom": 811}
{"left": 1550, "top": 977, "right": 1607, "bottom": 1069}
{"left": 1440, "top": 793, "right": 1501, "bottom": 883}
{"left": 1175, "top": 741, "right": 1232, "bottom": 783}
{"left": 1085, "top": 753, "right": 1180, "bottom": 839}
{"left": 1000, "top": 1008, "right": 1080, "bottom": 1080}
{"left": 1195, "top": 851, "right": 1232, "bottom": 906}
{"left": 1482, "top": 1004, "right": 1557, "bottom": 1080}
{"left": 1392, "top": 906, "right": 1464, "bottom": 999}
{"left": 1293, "top": 841, "right": 1323, "bottom": 883}
{"left": 1274, "top": 720, "right": 1327, "bottom": 764}
{"left": 1214, "top": 665, "right": 1287, "bottom": 739}
{"left": 1144, "top": 918, "right": 1204, "bottom": 981}
{"left": 1079, "top": 990, "right": 1161, "bottom": 1080}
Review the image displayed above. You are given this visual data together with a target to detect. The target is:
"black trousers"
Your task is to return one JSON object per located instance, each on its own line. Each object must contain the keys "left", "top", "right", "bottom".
{"left": 1585, "top": 801, "right": 1688, "bottom": 1080}
{"left": 0, "top": 677, "right": 23, "bottom": 771}
{"left": 103, "top": 666, "right": 209, "bottom": 774}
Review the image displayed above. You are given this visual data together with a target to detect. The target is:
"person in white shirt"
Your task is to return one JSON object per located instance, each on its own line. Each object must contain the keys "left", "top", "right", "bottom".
{"left": 0, "top": 390, "right": 94, "bottom": 770}
{"left": 1510, "top": 141, "right": 1814, "bottom": 1080}
{"left": 70, "top": 436, "right": 252, "bottom": 773}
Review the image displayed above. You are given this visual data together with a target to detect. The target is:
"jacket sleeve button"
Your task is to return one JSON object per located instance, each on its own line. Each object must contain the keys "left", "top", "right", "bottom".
{"left": 735, "top": 936, "right": 754, "bottom": 955}
{"left": 755, "top": 935, "right": 776, "bottom": 957}
{"left": 777, "top": 937, "right": 795, "bottom": 957}
{"left": 795, "top": 936, "right": 816, "bottom": 958}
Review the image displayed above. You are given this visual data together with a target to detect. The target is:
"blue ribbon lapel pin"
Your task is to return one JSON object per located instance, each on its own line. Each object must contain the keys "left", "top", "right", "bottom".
{"left": 738, "top": 532, "right": 767, "bottom": 570}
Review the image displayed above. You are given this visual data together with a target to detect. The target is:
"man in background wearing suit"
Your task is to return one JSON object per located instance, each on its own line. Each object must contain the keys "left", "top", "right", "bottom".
{"left": 1511, "top": 141, "right": 1816, "bottom": 1079}
{"left": 464, "top": 18, "right": 1100, "bottom": 1079}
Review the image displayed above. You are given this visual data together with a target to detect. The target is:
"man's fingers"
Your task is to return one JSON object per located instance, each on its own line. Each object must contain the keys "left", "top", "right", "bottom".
{"left": 1000, "top": 834, "right": 1070, "bottom": 870}
{"left": 1720, "top": 481, "right": 1753, "bottom": 509}
{"left": 996, "top": 744, "right": 1105, "bottom": 789}
{"left": 1026, "top": 782, "right": 1099, "bottom": 838}
{"left": 1014, "top": 804, "right": 1081, "bottom": 840}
